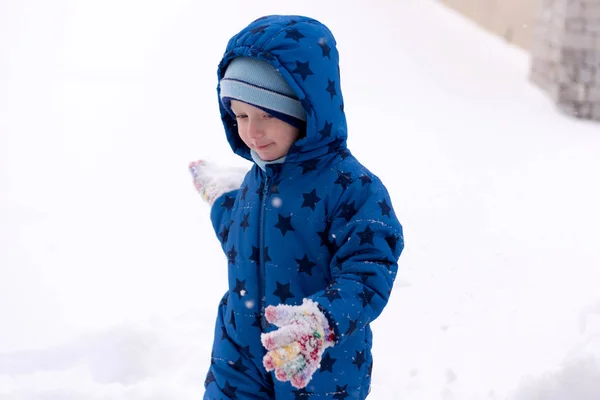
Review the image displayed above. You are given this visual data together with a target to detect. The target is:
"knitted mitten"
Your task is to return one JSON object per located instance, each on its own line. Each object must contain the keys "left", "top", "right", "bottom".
{"left": 261, "top": 299, "right": 335, "bottom": 389}
{"left": 188, "top": 160, "right": 246, "bottom": 205}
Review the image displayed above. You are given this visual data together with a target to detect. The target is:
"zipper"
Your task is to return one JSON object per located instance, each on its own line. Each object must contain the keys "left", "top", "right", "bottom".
{"left": 259, "top": 176, "right": 270, "bottom": 330}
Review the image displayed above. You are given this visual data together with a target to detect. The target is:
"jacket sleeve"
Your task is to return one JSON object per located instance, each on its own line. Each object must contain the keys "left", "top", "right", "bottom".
{"left": 210, "top": 189, "right": 239, "bottom": 248}
{"left": 306, "top": 176, "right": 404, "bottom": 345}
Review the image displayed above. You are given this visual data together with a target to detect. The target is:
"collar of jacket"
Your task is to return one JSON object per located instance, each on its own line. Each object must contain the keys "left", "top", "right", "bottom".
{"left": 251, "top": 149, "right": 286, "bottom": 171}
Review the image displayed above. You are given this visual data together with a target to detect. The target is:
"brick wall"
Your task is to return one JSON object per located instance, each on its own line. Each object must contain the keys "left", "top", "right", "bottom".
{"left": 440, "top": 0, "right": 536, "bottom": 49}
{"left": 530, "top": 0, "right": 600, "bottom": 121}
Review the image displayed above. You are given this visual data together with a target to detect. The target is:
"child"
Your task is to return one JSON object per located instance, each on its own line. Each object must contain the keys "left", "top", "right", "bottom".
{"left": 190, "top": 14, "right": 404, "bottom": 400}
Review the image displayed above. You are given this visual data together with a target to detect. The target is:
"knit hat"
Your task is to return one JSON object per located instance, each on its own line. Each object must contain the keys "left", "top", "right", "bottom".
{"left": 220, "top": 57, "right": 306, "bottom": 129}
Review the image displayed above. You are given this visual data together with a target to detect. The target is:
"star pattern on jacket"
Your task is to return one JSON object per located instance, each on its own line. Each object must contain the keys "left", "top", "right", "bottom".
{"left": 357, "top": 226, "right": 375, "bottom": 246}
{"left": 358, "top": 174, "right": 372, "bottom": 186}
{"left": 328, "top": 138, "right": 344, "bottom": 154}
{"left": 256, "top": 182, "right": 265, "bottom": 197}
{"left": 334, "top": 171, "right": 353, "bottom": 190}
{"left": 385, "top": 234, "right": 400, "bottom": 252}
{"left": 320, "top": 352, "right": 337, "bottom": 373}
{"left": 240, "top": 213, "right": 250, "bottom": 231}
{"left": 252, "top": 313, "right": 262, "bottom": 328}
{"left": 227, "top": 245, "right": 237, "bottom": 265}
{"left": 274, "top": 213, "right": 295, "bottom": 236}
{"left": 358, "top": 287, "right": 375, "bottom": 307}
{"left": 301, "top": 189, "right": 321, "bottom": 210}
{"left": 319, "top": 120, "right": 333, "bottom": 137}
{"left": 338, "top": 148, "right": 351, "bottom": 160}
{"left": 249, "top": 246, "right": 260, "bottom": 263}
{"left": 232, "top": 279, "right": 246, "bottom": 299}
{"left": 378, "top": 198, "right": 391, "bottom": 217}
{"left": 333, "top": 385, "right": 350, "bottom": 400}
{"left": 231, "top": 357, "right": 248, "bottom": 373}
{"left": 317, "top": 230, "right": 331, "bottom": 247}
{"left": 338, "top": 201, "right": 357, "bottom": 222}
{"left": 330, "top": 236, "right": 341, "bottom": 254}
{"left": 353, "top": 350, "right": 366, "bottom": 370}
{"left": 205, "top": 370, "right": 216, "bottom": 386}
{"left": 284, "top": 28, "right": 305, "bottom": 42}
{"left": 241, "top": 185, "right": 249, "bottom": 200}
{"left": 345, "top": 318, "right": 359, "bottom": 335}
{"left": 222, "top": 380, "right": 239, "bottom": 399}
{"left": 266, "top": 246, "right": 275, "bottom": 263}
{"left": 229, "top": 310, "right": 236, "bottom": 329}
{"left": 296, "top": 254, "right": 316, "bottom": 276}
{"left": 358, "top": 272, "right": 375, "bottom": 283}
{"left": 219, "top": 224, "right": 230, "bottom": 243}
{"left": 326, "top": 79, "right": 337, "bottom": 99}
{"left": 222, "top": 195, "right": 235, "bottom": 210}
{"left": 318, "top": 39, "right": 331, "bottom": 59}
{"left": 268, "top": 163, "right": 284, "bottom": 175}
{"left": 273, "top": 281, "right": 294, "bottom": 303}
{"left": 299, "top": 158, "right": 320, "bottom": 175}
{"left": 239, "top": 345, "right": 254, "bottom": 360}
{"left": 322, "top": 287, "right": 342, "bottom": 303}
{"left": 219, "top": 293, "right": 228, "bottom": 308}
{"left": 250, "top": 24, "right": 268, "bottom": 35}
{"left": 249, "top": 246, "right": 272, "bottom": 264}
{"left": 292, "top": 60, "right": 314, "bottom": 81}
{"left": 260, "top": 50, "right": 275, "bottom": 61}
{"left": 367, "top": 362, "right": 374, "bottom": 380}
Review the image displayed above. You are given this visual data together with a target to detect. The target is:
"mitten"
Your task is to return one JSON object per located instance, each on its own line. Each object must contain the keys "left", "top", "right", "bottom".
{"left": 188, "top": 160, "right": 246, "bottom": 205}
{"left": 261, "top": 299, "right": 335, "bottom": 389}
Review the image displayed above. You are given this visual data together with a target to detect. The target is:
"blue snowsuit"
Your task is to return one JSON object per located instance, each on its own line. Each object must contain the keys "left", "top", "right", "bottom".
{"left": 204, "top": 15, "right": 404, "bottom": 400}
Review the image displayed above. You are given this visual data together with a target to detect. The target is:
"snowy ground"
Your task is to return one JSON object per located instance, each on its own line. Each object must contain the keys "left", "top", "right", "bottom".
{"left": 2, "top": 0, "right": 600, "bottom": 398}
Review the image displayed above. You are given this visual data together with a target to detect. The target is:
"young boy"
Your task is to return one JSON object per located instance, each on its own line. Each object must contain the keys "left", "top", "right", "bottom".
{"left": 190, "top": 14, "right": 404, "bottom": 400}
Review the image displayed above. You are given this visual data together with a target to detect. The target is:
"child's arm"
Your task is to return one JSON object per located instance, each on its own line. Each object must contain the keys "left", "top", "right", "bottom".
{"left": 307, "top": 175, "right": 404, "bottom": 345}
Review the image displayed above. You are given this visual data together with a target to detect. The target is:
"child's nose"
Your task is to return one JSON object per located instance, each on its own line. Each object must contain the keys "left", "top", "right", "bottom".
{"left": 247, "top": 119, "right": 264, "bottom": 138}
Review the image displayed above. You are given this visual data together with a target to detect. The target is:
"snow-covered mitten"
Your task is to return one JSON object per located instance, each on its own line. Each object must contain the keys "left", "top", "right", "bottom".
{"left": 188, "top": 160, "right": 246, "bottom": 206}
{"left": 261, "top": 299, "right": 335, "bottom": 389}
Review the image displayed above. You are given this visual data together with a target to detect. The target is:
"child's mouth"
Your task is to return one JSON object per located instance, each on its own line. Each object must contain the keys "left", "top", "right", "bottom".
{"left": 255, "top": 143, "right": 273, "bottom": 150}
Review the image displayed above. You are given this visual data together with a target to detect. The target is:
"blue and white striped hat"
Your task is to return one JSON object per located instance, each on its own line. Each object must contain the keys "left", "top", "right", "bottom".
{"left": 220, "top": 57, "right": 306, "bottom": 129}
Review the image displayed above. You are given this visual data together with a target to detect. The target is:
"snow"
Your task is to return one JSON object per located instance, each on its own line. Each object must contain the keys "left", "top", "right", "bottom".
{"left": 1, "top": 0, "right": 600, "bottom": 398}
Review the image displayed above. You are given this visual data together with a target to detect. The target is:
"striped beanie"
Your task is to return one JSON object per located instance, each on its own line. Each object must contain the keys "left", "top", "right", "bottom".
{"left": 220, "top": 57, "right": 306, "bottom": 129}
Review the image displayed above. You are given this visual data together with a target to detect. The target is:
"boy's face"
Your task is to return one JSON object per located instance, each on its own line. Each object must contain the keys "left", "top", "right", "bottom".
{"left": 230, "top": 100, "right": 300, "bottom": 161}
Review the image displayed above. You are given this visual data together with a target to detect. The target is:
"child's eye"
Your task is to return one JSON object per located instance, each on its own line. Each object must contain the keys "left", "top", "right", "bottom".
{"left": 235, "top": 114, "right": 247, "bottom": 119}
{"left": 263, "top": 113, "right": 273, "bottom": 119}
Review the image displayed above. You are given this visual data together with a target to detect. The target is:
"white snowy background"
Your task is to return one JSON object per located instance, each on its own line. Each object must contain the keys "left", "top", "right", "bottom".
{"left": 2, "top": 0, "right": 600, "bottom": 398}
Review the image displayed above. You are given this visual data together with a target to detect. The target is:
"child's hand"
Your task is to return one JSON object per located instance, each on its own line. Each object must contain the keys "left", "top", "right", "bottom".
{"left": 188, "top": 160, "right": 246, "bottom": 206}
{"left": 261, "top": 299, "right": 335, "bottom": 389}
{"left": 189, "top": 160, "right": 215, "bottom": 204}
